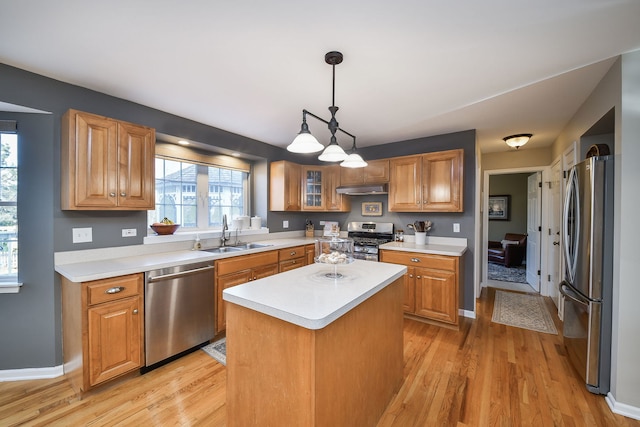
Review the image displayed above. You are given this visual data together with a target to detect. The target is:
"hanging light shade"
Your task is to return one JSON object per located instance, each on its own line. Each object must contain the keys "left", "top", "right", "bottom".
{"left": 340, "top": 139, "right": 368, "bottom": 168}
{"left": 287, "top": 114, "right": 324, "bottom": 153}
{"left": 503, "top": 133, "right": 532, "bottom": 149}
{"left": 289, "top": 51, "right": 366, "bottom": 168}
{"left": 318, "top": 136, "right": 348, "bottom": 161}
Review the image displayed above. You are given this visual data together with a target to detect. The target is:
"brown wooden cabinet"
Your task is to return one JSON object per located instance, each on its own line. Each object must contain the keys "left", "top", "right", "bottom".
{"left": 61, "top": 109, "right": 155, "bottom": 210}
{"left": 278, "top": 245, "right": 307, "bottom": 272}
{"left": 62, "top": 273, "right": 144, "bottom": 392}
{"left": 339, "top": 159, "right": 389, "bottom": 185}
{"left": 269, "top": 160, "right": 302, "bottom": 211}
{"left": 380, "top": 250, "right": 459, "bottom": 327}
{"left": 305, "top": 244, "right": 315, "bottom": 265}
{"left": 388, "top": 149, "right": 463, "bottom": 212}
{"left": 324, "top": 165, "right": 350, "bottom": 212}
{"left": 215, "top": 251, "right": 279, "bottom": 332}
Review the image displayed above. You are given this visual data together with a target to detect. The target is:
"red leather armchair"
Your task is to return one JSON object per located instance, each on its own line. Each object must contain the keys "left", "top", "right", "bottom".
{"left": 488, "top": 233, "right": 527, "bottom": 267}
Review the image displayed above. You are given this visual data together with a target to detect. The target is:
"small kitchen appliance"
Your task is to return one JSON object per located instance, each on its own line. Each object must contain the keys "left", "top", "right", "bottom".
{"left": 346, "top": 221, "right": 394, "bottom": 261}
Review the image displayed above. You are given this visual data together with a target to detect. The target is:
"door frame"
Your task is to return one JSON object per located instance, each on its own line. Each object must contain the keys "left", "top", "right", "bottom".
{"left": 481, "top": 165, "right": 552, "bottom": 296}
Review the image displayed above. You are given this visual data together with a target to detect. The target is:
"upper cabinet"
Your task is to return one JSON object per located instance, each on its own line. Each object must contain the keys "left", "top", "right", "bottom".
{"left": 61, "top": 109, "right": 155, "bottom": 210}
{"left": 339, "top": 159, "right": 389, "bottom": 185}
{"left": 389, "top": 149, "right": 463, "bottom": 212}
{"left": 271, "top": 161, "right": 349, "bottom": 212}
{"left": 270, "top": 160, "right": 302, "bottom": 211}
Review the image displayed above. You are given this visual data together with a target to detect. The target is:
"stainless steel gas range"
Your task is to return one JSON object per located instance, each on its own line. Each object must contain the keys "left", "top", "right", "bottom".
{"left": 347, "top": 221, "right": 394, "bottom": 261}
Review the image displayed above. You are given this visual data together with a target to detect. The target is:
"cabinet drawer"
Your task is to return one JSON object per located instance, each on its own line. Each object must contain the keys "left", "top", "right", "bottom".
{"left": 380, "top": 250, "right": 456, "bottom": 271}
{"left": 87, "top": 274, "right": 142, "bottom": 306}
{"left": 216, "top": 251, "right": 279, "bottom": 276}
{"left": 278, "top": 246, "right": 306, "bottom": 262}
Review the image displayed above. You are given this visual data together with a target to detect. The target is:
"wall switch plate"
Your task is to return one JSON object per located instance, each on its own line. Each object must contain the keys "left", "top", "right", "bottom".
{"left": 283, "top": 220, "right": 289, "bottom": 229}
{"left": 453, "top": 223, "right": 460, "bottom": 233}
{"left": 72, "top": 227, "right": 92, "bottom": 243}
{"left": 122, "top": 228, "right": 137, "bottom": 237}
{"left": 319, "top": 221, "right": 325, "bottom": 225}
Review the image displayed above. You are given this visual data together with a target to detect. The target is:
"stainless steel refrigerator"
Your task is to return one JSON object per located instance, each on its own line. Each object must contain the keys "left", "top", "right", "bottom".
{"left": 560, "top": 155, "right": 613, "bottom": 394}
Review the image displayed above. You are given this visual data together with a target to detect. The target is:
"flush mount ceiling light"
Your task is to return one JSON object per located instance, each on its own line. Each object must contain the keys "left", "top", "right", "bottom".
{"left": 503, "top": 133, "right": 532, "bottom": 149}
{"left": 287, "top": 51, "right": 367, "bottom": 168}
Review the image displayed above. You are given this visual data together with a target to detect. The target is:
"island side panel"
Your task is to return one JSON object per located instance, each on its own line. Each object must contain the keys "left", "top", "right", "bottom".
{"left": 225, "top": 276, "right": 404, "bottom": 427}
{"left": 314, "top": 276, "right": 404, "bottom": 427}
{"left": 226, "top": 304, "right": 315, "bottom": 427}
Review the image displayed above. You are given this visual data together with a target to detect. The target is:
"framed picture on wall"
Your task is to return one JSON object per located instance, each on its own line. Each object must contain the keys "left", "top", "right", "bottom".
{"left": 488, "top": 195, "right": 510, "bottom": 220}
{"left": 362, "top": 202, "right": 383, "bottom": 216}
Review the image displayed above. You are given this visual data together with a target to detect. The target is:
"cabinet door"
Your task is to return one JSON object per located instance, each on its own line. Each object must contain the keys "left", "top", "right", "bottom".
{"left": 71, "top": 112, "right": 119, "bottom": 208}
{"left": 117, "top": 122, "right": 155, "bottom": 209}
{"left": 252, "top": 264, "right": 279, "bottom": 281}
{"left": 389, "top": 156, "right": 422, "bottom": 211}
{"left": 270, "top": 161, "right": 301, "bottom": 211}
{"left": 421, "top": 149, "right": 463, "bottom": 212}
{"left": 414, "top": 267, "right": 458, "bottom": 324}
{"left": 302, "top": 167, "right": 324, "bottom": 210}
{"left": 404, "top": 266, "right": 416, "bottom": 313}
{"left": 305, "top": 244, "right": 315, "bottom": 265}
{"left": 364, "top": 159, "right": 390, "bottom": 183}
{"left": 216, "top": 270, "right": 252, "bottom": 333}
{"left": 324, "top": 165, "right": 349, "bottom": 211}
{"left": 87, "top": 296, "right": 142, "bottom": 386}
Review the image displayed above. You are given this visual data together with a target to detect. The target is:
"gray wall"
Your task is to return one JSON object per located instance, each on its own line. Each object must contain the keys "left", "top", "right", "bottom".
{"left": 488, "top": 173, "right": 529, "bottom": 241}
{"left": 0, "top": 62, "right": 477, "bottom": 370}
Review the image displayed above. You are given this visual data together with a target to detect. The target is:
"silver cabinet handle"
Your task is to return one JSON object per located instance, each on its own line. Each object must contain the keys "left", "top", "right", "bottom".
{"left": 290, "top": 251, "right": 297, "bottom": 256}
{"left": 120, "top": 192, "right": 126, "bottom": 197}
{"left": 133, "top": 309, "right": 138, "bottom": 314}
{"left": 105, "top": 286, "right": 125, "bottom": 294}
{"left": 416, "top": 275, "right": 422, "bottom": 279}
{"left": 410, "top": 258, "right": 420, "bottom": 263}
{"left": 409, "top": 274, "right": 414, "bottom": 278}
{"left": 109, "top": 192, "right": 116, "bottom": 197}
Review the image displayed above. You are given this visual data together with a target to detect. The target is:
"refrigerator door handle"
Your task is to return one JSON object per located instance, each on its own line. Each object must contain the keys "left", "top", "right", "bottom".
{"left": 563, "top": 167, "right": 580, "bottom": 284}
{"left": 559, "top": 281, "right": 589, "bottom": 306}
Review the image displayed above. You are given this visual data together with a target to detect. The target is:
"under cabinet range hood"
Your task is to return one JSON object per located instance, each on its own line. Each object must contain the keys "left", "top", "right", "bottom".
{"left": 336, "top": 183, "right": 388, "bottom": 195}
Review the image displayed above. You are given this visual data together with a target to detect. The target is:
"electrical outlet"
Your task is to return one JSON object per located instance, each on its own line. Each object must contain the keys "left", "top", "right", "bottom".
{"left": 283, "top": 220, "right": 289, "bottom": 229}
{"left": 319, "top": 221, "right": 325, "bottom": 225}
{"left": 122, "top": 228, "right": 137, "bottom": 237}
{"left": 72, "top": 227, "right": 92, "bottom": 243}
{"left": 453, "top": 223, "right": 460, "bottom": 233}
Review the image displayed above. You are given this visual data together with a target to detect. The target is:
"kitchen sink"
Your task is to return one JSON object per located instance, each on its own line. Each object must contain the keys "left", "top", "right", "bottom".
{"left": 204, "top": 243, "right": 272, "bottom": 254}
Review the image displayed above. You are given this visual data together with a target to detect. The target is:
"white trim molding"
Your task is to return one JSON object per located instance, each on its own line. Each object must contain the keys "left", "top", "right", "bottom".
{"left": 606, "top": 392, "right": 640, "bottom": 421}
{"left": 0, "top": 365, "right": 63, "bottom": 382}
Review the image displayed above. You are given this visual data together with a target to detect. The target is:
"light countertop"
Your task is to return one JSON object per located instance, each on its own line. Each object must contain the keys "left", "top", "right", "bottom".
{"left": 55, "top": 237, "right": 316, "bottom": 283}
{"left": 379, "top": 238, "right": 467, "bottom": 257}
{"left": 223, "top": 260, "right": 406, "bottom": 330}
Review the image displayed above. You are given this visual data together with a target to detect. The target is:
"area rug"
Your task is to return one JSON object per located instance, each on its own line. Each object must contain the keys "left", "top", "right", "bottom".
{"left": 202, "top": 338, "right": 226, "bottom": 366}
{"left": 487, "top": 262, "right": 527, "bottom": 284}
{"left": 491, "top": 290, "right": 557, "bottom": 334}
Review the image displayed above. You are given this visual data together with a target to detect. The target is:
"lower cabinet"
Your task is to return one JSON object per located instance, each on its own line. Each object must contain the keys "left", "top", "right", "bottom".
{"left": 215, "top": 251, "right": 279, "bottom": 333}
{"left": 380, "top": 250, "right": 460, "bottom": 327}
{"left": 278, "top": 245, "right": 307, "bottom": 272}
{"left": 305, "top": 243, "right": 315, "bottom": 265}
{"left": 62, "top": 273, "right": 144, "bottom": 392}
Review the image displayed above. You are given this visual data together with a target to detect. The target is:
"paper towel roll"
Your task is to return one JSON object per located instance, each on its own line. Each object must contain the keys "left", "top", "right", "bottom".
{"left": 251, "top": 216, "right": 261, "bottom": 230}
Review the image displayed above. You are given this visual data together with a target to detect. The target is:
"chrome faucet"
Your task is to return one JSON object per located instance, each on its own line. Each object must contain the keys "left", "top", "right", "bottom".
{"left": 221, "top": 214, "right": 229, "bottom": 246}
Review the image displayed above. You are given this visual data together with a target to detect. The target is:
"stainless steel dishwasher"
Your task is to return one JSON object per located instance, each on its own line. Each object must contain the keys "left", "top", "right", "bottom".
{"left": 144, "top": 261, "right": 215, "bottom": 367}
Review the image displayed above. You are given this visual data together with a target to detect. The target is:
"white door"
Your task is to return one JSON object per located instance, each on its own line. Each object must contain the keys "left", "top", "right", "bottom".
{"left": 526, "top": 172, "right": 542, "bottom": 291}
{"left": 548, "top": 159, "right": 562, "bottom": 314}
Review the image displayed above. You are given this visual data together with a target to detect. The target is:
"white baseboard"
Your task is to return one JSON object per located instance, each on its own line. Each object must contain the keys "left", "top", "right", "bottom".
{"left": 0, "top": 365, "right": 64, "bottom": 382}
{"left": 606, "top": 392, "right": 640, "bottom": 421}
{"left": 460, "top": 309, "right": 476, "bottom": 319}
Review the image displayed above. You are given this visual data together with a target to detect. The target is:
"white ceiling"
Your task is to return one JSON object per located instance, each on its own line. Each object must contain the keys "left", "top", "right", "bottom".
{"left": 1, "top": 1, "right": 639, "bottom": 154}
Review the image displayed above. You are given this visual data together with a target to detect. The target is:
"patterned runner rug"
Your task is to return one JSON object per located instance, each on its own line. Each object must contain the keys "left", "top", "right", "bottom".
{"left": 487, "top": 262, "right": 527, "bottom": 284}
{"left": 202, "top": 338, "right": 226, "bottom": 365}
{"left": 491, "top": 290, "right": 557, "bottom": 334}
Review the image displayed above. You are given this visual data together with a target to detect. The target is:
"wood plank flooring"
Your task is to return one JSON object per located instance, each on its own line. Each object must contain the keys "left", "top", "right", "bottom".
{"left": 1, "top": 287, "right": 637, "bottom": 426}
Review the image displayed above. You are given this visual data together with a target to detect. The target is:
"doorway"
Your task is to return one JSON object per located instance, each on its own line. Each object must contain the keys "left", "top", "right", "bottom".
{"left": 482, "top": 166, "right": 552, "bottom": 296}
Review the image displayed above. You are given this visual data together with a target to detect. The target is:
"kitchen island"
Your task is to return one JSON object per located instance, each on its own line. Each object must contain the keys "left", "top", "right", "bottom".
{"left": 223, "top": 260, "right": 407, "bottom": 427}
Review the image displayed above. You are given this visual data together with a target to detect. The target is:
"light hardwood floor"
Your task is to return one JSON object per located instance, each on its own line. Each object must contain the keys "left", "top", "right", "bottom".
{"left": 1, "top": 287, "right": 637, "bottom": 426}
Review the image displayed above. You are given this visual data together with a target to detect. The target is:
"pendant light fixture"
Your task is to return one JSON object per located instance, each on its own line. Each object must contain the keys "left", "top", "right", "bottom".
{"left": 287, "top": 51, "right": 367, "bottom": 168}
{"left": 503, "top": 133, "right": 532, "bottom": 149}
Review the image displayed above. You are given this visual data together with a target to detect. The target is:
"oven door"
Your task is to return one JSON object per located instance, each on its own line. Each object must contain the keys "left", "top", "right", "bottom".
{"left": 353, "top": 245, "right": 379, "bottom": 261}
